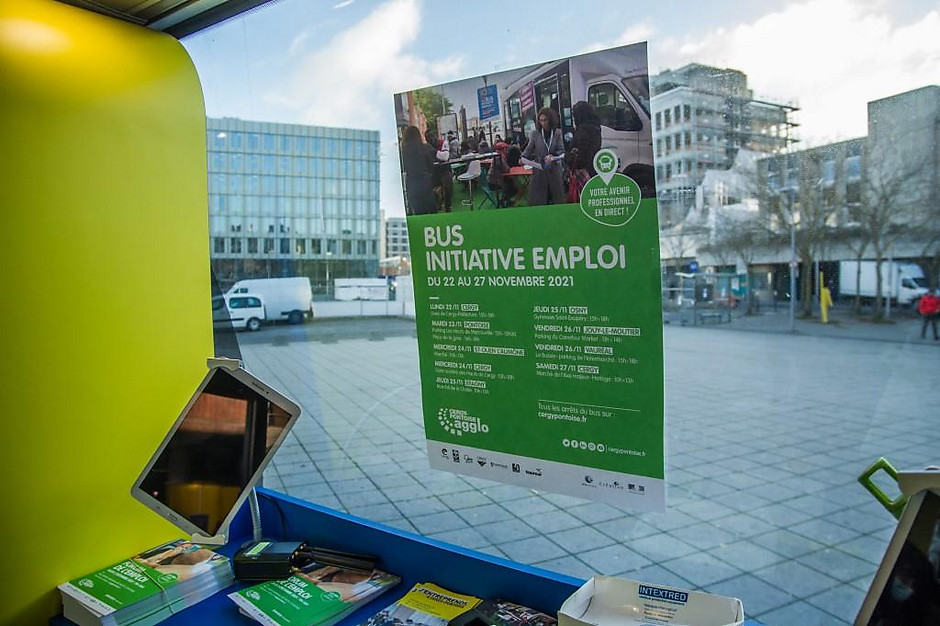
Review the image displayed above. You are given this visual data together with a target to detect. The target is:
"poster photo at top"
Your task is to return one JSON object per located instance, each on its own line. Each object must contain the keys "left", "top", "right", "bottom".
{"left": 393, "top": 42, "right": 665, "bottom": 512}
{"left": 394, "top": 43, "right": 654, "bottom": 215}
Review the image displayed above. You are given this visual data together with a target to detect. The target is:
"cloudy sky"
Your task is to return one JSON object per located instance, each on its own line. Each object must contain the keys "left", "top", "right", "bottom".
{"left": 183, "top": 0, "right": 940, "bottom": 217}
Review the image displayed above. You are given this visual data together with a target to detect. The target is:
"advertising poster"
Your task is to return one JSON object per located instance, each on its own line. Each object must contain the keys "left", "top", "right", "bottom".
{"left": 477, "top": 85, "right": 499, "bottom": 120}
{"left": 394, "top": 42, "right": 663, "bottom": 511}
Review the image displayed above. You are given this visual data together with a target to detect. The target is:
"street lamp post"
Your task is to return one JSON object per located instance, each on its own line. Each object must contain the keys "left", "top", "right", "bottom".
{"left": 326, "top": 250, "right": 333, "bottom": 299}
{"left": 789, "top": 216, "right": 797, "bottom": 333}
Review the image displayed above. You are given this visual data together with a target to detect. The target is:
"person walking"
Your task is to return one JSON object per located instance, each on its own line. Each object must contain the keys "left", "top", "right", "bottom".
{"left": 917, "top": 290, "right": 940, "bottom": 340}
{"left": 520, "top": 107, "right": 565, "bottom": 205}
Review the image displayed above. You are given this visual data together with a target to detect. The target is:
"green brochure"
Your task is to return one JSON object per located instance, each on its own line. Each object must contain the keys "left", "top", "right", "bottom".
{"left": 230, "top": 566, "right": 400, "bottom": 626}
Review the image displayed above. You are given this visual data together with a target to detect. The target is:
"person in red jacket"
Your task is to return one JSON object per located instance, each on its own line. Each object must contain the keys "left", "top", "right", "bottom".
{"left": 917, "top": 290, "right": 940, "bottom": 340}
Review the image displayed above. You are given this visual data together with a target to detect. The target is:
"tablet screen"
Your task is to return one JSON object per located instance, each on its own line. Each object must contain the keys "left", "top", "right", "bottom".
{"left": 137, "top": 367, "right": 293, "bottom": 535}
{"left": 863, "top": 490, "right": 940, "bottom": 626}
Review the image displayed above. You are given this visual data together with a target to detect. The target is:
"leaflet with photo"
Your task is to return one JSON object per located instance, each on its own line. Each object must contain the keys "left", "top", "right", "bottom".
{"left": 230, "top": 564, "right": 399, "bottom": 626}
{"left": 58, "top": 539, "right": 233, "bottom": 626}
{"left": 359, "top": 582, "right": 482, "bottom": 626}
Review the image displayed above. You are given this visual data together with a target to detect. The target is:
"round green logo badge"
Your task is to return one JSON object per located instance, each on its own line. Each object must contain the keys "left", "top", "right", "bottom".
{"left": 157, "top": 573, "right": 178, "bottom": 585}
{"left": 580, "top": 149, "right": 642, "bottom": 227}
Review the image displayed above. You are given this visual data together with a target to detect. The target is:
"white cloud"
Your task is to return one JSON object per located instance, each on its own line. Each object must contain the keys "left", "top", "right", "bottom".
{"left": 617, "top": 0, "right": 940, "bottom": 145}
{"left": 287, "top": 29, "right": 309, "bottom": 58}
{"left": 265, "top": 0, "right": 464, "bottom": 216}
{"left": 266, "top": 0, "right": 462, "bottom": 129}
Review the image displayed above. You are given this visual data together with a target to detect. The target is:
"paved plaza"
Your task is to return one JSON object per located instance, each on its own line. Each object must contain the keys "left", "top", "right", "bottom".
{"left": 240, "top": 316, "right": 939, "bottom": 625}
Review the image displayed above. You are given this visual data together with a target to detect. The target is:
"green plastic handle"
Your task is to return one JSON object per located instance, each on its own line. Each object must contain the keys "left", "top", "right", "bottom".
{"left": 858, "top": 457, "right": 908, "bottom": 519}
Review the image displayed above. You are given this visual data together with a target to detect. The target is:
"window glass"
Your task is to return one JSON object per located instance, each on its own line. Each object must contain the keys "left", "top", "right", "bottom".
{"left": 588, "top": 83, "right": 642, "bottom": 131}
{"left": 185, "top": 7, "right": 938, "bottom": 625}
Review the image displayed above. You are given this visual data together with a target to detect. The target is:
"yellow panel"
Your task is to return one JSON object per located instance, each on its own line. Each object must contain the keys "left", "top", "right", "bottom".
{"left": 0, "top": 0, "right": 211, "bottom": 622}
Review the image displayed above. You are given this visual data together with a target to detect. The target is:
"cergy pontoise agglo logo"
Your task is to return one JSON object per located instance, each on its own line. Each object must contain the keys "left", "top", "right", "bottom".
{"left": 78, "top": 579, "right": 94, "bottom": 589}
{"left": 437, "top": 407, "right": 489, "bottom": 436}
{"left": 579, "top": 149, "right": 642, "bottom": 227}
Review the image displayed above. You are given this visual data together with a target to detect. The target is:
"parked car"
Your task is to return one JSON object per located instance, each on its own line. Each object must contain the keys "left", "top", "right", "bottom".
{"left": 212, "top": 294, "right": 265, "bottom": 331}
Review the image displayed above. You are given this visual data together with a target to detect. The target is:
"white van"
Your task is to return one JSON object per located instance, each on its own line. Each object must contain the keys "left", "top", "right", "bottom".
{"left": 212, "top": 294, "right": 266, "bottom": 331}
{"left": 226, "top": 277, "right": 313, "bottom": 324}
{"left": 501, "top": 44, "right": 654, "bottom": 192}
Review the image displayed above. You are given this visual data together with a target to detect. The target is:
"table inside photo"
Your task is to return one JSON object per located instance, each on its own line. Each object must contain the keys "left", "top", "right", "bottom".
{"left": 503, "top": 165, "right": 534, "bottom": 207}
{"left": 51, "top": 488, "right": 766, "bottom": 625}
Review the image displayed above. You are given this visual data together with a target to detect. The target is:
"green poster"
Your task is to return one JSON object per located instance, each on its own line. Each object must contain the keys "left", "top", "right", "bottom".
{"left": 394, "top": 42, "right": 664, "bottom": 511}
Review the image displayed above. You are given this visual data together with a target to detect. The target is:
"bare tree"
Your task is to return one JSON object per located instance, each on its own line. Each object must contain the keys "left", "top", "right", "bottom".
{"left": 839, "top": 226, "right": 871, "bottom": 314}
{"left": 762, "top": 154, "right": 840, "bottom": 317}
{"left": 910, "top": 173, "right": 940, "bottom": 292}
{"left": 859, "top": 143, "right": 930, "bottom": 320}
{"left": 703, "top": 211, "right": 768, "bottom": 313}
{"left": 659, "top": 225, "right": 703, "bottom": 267}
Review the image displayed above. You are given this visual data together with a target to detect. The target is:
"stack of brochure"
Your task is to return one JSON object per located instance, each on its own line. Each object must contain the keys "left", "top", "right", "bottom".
{"left": 58, "top": 539, "right": 234, "bottom": 626}
{"left": 359, "top": 583, "right": 482, "bottom": 626}
{"left": 229, "top": 564, "right": 399, "bottom": 626}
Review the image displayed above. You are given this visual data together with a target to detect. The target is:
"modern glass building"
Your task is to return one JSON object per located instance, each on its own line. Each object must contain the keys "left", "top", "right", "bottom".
{"left": 207, "top": 117, "right": 380, "bottom": 291}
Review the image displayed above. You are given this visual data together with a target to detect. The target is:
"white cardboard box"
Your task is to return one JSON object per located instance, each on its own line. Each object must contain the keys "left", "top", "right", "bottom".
{"left": 558, "top": 576, "right": 744, "bottom": 626}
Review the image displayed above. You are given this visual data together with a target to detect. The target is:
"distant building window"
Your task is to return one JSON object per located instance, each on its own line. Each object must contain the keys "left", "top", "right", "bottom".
{"left": 684, "top": 131, "right": 692, "bottom": 147}
{"left": 683, "top": 105, "right": 691, "bottom": 121}
{"left": 342, "top": 240, "right": 352, "bottom": 255}
{"left": 311, "top": 239, "right": 322, "bottom": 254}
{"left": 665, "top": 136, "right": 672, "bottom": 152}
{"left": 822, "top": 160, "right": 836, "bottom": 185}
{"left": 357, "top": 240, "right": 367, "bottom": 255}
{"left": 674, "top": 105, "right": 681, "bottom": 123}
{"left": 665, "top": 164, "right": 672, "bottom": 180}
{"left": 675, "top": 133, "right": 682, "bottom": 150}
{"left": 214, "top": 237, "right": 225, "bottom": 254}
{"left": 247, "top": 238, "right": 258, "bottom": 254}
{"left": 846, "top": 180, "right": 861, "bottom": 205}
{"left": 656, "top": 139, "right": 662, "bottom": 157}
{"left": 664, "top": 109, "right": 672, "bottom": 126}
{"left": 845, "top": 155, "right": 861, "bottom": 180}
{"left": 296, "top": 239, "right": 306, "bottom": 255}
{"left": 230, "top": 238, "right": 242, "bottom": 254}
{"left": 264, "top": 238, "right": 275, "bottom": 254}
{"left": 655, "top": 112, "right": 662, "bottom": 131}
{"left": 280, "top": 238, "right": 290, "bottom": 254}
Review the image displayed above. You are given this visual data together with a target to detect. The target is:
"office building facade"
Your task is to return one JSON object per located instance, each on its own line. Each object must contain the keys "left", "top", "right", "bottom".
{"left": 651, "top": 64, "right": 797, "bottom": 227}
{"left": 384, "top": 217, "right": 410, "bottom": 259}
{"left": 207, "top": 118, "right": 381, "bottom": 291}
